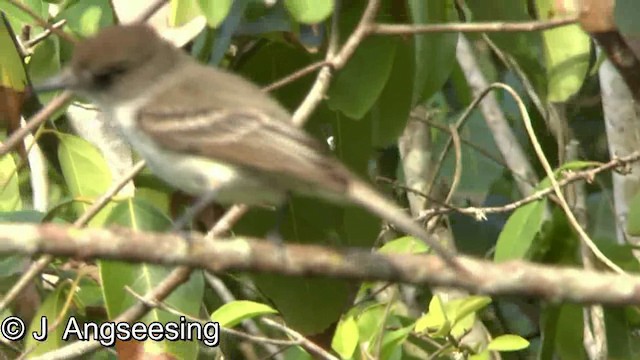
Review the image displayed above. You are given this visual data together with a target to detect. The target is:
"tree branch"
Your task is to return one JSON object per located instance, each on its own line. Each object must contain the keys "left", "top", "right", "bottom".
{"left": 1, "top": 223, "right": 639, "bottom": 306}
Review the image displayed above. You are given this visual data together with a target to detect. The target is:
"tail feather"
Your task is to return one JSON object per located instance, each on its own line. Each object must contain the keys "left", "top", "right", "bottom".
{"left": 347, "top": 179, "right": 460, "bottom": 269}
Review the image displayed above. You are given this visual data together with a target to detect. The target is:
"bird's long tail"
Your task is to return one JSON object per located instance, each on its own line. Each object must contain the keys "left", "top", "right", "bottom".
{"left": 347, "top": 178, "right": 462, "bottom": 270}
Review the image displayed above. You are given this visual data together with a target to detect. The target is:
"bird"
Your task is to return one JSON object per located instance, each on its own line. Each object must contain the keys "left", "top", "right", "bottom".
{"left": 38, "top": 24, "right": 461, "bottom": 269}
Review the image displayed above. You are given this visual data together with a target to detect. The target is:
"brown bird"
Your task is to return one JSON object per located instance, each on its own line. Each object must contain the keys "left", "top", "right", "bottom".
{"left": 39, "top": 24, "right": 461, "bottom": 269}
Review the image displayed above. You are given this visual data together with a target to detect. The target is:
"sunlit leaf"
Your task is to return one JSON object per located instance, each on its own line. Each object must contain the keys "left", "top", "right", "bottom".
{"left": 211, "top": 300, "right": 277, "bottom": 328}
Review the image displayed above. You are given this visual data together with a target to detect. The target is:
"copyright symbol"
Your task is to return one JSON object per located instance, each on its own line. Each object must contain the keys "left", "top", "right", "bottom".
{"left": 1, "top": 316, "right": 25, "bottom": 341}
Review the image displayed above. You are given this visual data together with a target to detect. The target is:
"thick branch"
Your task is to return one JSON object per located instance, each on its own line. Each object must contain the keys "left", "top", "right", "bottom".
{"left": 1, "top": 223, "right": 639, "bottom": 305}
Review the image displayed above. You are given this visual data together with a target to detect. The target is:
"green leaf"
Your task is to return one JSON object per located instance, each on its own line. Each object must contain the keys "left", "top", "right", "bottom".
{"left": 100, "top": 198, "right": 204, "bottom": 359}
{"left": 197, "top": 0, "right": 232, "bottom": 28}
{"left": 378, "top": 236, "right": 429, "bottom": 254}
{"left": 28, "top": 36, "right": 62, "bottom": 106}
{"left": 494, "top": 199, "right": 547, "bottom": 261}
{"left": 327, "top": 3, "right": 395, "bottom": 119}
{"left": 57, "top": 133, "right": 115, "bottom": 226}
{"left": 0, "top": 14, "right": 27, "bottom": 91}
{"left": 356, "top": 303, "right": 387, "bottom": 344}
{"left": 0, "top": 0, "right": 47, "bottom": 36}
{"left": 487, "top": 334, "right": 530, "bottom": 351}
{"left": 370, "top": 39, "right": 413, "bottom": 147}
{"left": 56, "top": 0, "right": 114, "bottom": 37}
{"left": 331, "top": 316, "right": 359, "bottom": 359}
{"left": 327, "top": 37, "right": 396, "bottom": 119}
{"left": 380, "top": 325, "right": 412, "bottom": 360}
{"left": 408, "top": 0, "right": 458, "bottom": 104}
{"left": 536, "top": 0, "right": 590, "bottom": 102}
{"left": 415, "top": 295, "right": 450, "bottom": 337}
{"left": 0, "top": 154, "right": 21, "bottom": 211}
{"left": 284, "top": 0, "right": 333, "bottom": 24}
{"left": 540, "top": 304, "right": 586, "bottom": 360}
{"left": 25, "top": 284, "right": 71, "bottom": 355}
{"left": 169, "top": 0, "right": 202, "bottom": 26}
{"left": 452, "top": 296, "right": 492, "bottom": 323}
{"left": 211, "top": 300, "right": 277, "bottom": 328}
{"left": 416, "top": 295, "right": 492, "bottom": 339}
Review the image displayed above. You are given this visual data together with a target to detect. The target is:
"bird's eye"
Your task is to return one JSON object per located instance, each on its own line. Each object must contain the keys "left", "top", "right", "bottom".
{"left": 92, "top": 64, "right": 127, "bottom": 89}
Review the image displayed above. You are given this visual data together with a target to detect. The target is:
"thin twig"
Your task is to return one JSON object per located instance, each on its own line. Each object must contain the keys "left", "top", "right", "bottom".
{"left": 369, "top": 17, "right": 578, "bottom": 35}
{"left": 261, "top": 318, "right": 339, "bottom": 360}
{"left": 0, "top": 92, "right": 73, "bottom": 157}
{"left": 263, "top": 60, "right": 331, "bottom": 92}
{"left": 23, "top": 19, "right": 67, "bottom": 48}
{"left": 416, "top": 151, "right": 640, "bottom": 220}
{"left": 4, "top": 0, "right": 77, "bottom": 43}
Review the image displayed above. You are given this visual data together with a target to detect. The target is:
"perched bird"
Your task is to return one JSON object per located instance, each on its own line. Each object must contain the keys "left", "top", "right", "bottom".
{"left": 39, "top": 24, "right": 460, "bottom": 268}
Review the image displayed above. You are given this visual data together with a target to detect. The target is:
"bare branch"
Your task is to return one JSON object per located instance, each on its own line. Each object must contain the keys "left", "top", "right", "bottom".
{"left": 1, "top": 223, "right": 639, "bottom": 306}
{"left": 369, "top": 17, "right": 578, "bottom": 35}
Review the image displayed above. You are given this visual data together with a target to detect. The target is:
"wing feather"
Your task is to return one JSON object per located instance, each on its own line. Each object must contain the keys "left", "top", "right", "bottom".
{"left": 137, "top": 73, "right": 350, "bottom": 194}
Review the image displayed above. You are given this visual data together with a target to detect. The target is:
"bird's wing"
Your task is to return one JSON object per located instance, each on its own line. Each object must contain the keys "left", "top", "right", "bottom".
{"left": 137, "top": 75, "right": 349, "bottom": 194}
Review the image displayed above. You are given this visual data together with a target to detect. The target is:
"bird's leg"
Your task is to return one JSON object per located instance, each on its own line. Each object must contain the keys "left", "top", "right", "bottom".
{"left": 171, "top": 190, "right": 219, "bottom": 234}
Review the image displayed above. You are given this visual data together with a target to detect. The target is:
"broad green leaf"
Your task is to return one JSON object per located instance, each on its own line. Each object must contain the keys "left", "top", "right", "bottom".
{"left": 536, "top": 0, "right": 590, "bottom": 102}
{"left": 211, "top": 300, "right": 277, "bottom": 328}
{"left": 380, "top": 325, "right": 412, "bottom": 360}
{"left": 25, "top": 283, "right": 71, "bottom": 355}
{"left": 370, "top": 39, "right": 413, "bottom": 147}
{"left": 452, "top": 296, "right": 492, "bottom": 324}
{"left": 100, "top": 198, "right": 204, "bottom": 359}
{"left": 197, "top": 0, "right": 232, "bottom": 28}
{"left": 327, "top": 37, "right": 396, "bottom": 119}
{"left": 0, "top": 154, "right": 21, "bottom": 211}
{"left": 56, "top": 0, "right": 114, "bottom": 37}
{"left": 356, "top": 303, "right": 388, "bottom": 345}
{"left": 27, "top": 36, "right": 61, "bottom": 105}
{"left": 415, "top": 295, "right": 450, "bottom": 337}
{"left": 0, "top": 14, "right": 27, "bottom": 91}
{"left": 378, "top": 236, "right": 429, "bottom": 254}
{"left": 0, "top": 0, "right": 47, "bottom": 36}
{"left": 327, "top": 3, "right": 395, "bottom": 119}
{"left": 408, "top": 0, "right": 458, "bottom": 104}
{"left": 417, "top": 295, "right": 491, "bottom": 339}
{"left": 284, "top": 0, "right": 333, "bottom": 24}
{"left": 487, "top": 334, "right": 530, "bottom": 351}
{"left": 170, "top": 0, "right": 202, "bottom": 26}
{"left": 57, "top": 133, "right": 114, "bottom": 226}
{"left": 494, "top": 199, "right": 546, "bottom": 261}
{"left": 331, "top": 316, "right": 359, "bottom": 359}
{"left": 605, "top": 307, "right": 640, "bottom": 359}
{"left": 540, "top": 304, "right": 586, "bottom": 360}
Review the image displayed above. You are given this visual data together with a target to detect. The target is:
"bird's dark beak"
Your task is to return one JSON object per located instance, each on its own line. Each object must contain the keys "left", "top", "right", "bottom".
{"left": 33, "top": 68, "right": 77, "bottom": 93}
